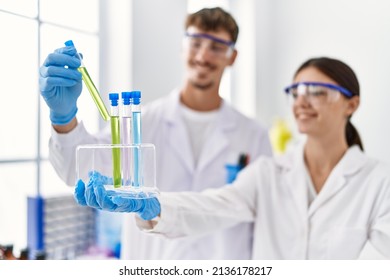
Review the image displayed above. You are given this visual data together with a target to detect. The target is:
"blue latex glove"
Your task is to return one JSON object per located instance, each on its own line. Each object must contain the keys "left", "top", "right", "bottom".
{"left": 74, "top": 172, "right": 161, "bottom": 220}
{"left": 39, "top": 46, "right": 82, "bottom": 125}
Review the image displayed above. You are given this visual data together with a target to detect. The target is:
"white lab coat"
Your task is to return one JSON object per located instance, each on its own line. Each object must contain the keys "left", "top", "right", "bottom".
{"left": 49, "top": 89, "right": 273, "bottom": 259}
{"left": 142, "top": 145, "right": 390, "bottom": 259}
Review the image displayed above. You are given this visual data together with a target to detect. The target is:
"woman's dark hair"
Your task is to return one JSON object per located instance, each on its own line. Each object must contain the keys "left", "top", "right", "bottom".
{"left": 294, "top": 57, "right": 364, "bottom": 151}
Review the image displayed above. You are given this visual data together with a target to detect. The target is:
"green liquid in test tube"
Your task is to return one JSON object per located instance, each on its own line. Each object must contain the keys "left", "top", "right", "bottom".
{"left": 64, "top": 40, "right": 110, "bottom": 121}
{"left": 109, "top": 93, "right": 122, "bottom": 188}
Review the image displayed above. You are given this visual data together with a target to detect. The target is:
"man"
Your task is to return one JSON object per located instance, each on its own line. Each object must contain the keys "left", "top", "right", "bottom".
{"left": 40, "top": 7, "right": 272, "bottom": 259}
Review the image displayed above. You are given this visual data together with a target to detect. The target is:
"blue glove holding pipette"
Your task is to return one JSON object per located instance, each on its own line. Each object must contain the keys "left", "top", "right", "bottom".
{"left": 39, "top": 46, "right": 82, "bottom": 125}
{"left": 74, "top": 172, "right": 161, "bottom": 220}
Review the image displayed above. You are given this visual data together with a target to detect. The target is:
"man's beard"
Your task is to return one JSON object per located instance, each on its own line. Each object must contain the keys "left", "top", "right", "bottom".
{"left": 191, "top": 80, "right": 214, "bottom": 90}
{"left": 188, "top": 61, "right": 216, "bottom": 90}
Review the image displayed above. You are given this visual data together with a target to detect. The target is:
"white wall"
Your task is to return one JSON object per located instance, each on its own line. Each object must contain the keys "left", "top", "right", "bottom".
{"left": 100, "top": 0, "right": 186, "bottom": 109}
{"left": 99, "top": 0, "right": 133, "bottom": 121}
{"left": 131, "top": 0, "right": 187, "bottom": 104}
{"left": 230, "top": 0, "right": 257, "bottom": 118}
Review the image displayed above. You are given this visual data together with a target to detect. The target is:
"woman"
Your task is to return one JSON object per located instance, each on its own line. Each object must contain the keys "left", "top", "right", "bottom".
{"left": 75, "top": 57, "right": 390, "bottom": 259}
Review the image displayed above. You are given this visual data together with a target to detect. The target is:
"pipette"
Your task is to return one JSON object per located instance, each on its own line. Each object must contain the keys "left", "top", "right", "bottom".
{"left": 109, "top": 93, "right": 121, "bottom": 188}
{"left": 64, "top": 40, "right": 110, "bottom": 121}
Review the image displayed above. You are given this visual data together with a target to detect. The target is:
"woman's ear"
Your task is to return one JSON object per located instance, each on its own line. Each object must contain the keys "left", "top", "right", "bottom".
{"left": 346, "top": 96, "right": 360, "bottom": 117}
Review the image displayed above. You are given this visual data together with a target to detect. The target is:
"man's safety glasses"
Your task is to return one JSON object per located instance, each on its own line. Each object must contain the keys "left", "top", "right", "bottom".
{"left": 183, "top": 32, "right": 235, "bottom": 59}
{"left": 284, "top": 82, "right": 354, "bottom": 106}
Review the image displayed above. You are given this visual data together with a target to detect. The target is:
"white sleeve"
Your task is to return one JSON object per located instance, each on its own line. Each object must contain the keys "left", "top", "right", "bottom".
{"left": 137, "top": 160, "right": 261, "bottom": 238}
{"left": 49, "top": 121, "right": 111, "bottom": 186}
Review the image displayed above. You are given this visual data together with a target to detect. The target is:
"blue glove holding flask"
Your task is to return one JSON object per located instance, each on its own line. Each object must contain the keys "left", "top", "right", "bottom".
{"left": 39, "top": 46, "right": 82, "bottom": 125}
{"left": 74, "top": 172, "right": 161, "bottom": 220}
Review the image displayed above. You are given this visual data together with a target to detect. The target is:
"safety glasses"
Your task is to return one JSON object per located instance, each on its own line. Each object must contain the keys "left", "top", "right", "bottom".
{"left": 284, "top": 82, "right": 354, "bottom": 106}
{"left": 183, "top": 32, "right": 235, "bottom": 59}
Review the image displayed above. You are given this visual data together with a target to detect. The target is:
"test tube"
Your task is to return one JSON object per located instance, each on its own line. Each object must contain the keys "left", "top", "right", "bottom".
{"left": 121, "top": 92, "right": 133, "bottom": 185}
{"left": 131, "top": 91, "right": 142, "bottom": 187}
{"left": 64, "top": 40, "right": 110, "bottom": 121}
{"left": 109, "top": 93, "right": 121, "bottom": 188}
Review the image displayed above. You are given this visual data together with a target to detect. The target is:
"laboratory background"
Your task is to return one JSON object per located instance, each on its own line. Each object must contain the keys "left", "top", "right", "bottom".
{"left": 1, "top": 0, "right": 389, "bottom": 259}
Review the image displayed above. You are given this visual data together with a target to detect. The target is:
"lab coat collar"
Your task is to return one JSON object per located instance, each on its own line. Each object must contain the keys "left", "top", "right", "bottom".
{"left": 278, "top": 143, "right": 367, "bottom": 218}
{"left": 164, "top": 89, "right": 183, "bottom": 123}
{"left": 196, "top": 102, "right": 233, "bottom": 172}
{"left": 164, "top": 89, "right": 195, "bottom": 172}
{"left": 308, "top": 145, "right": 366, "bottom": 216}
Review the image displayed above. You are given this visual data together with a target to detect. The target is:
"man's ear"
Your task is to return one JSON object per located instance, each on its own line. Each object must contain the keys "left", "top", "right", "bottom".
{"left": 228, "top": 49, "right": 238, "bottom": 66}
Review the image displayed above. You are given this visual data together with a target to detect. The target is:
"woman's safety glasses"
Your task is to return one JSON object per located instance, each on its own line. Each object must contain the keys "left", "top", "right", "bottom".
{"left": 284, "top": 82, "right": 353, "bottom": 106}
{"left": 183, "top": 32, "right": 235, "bottom": 59}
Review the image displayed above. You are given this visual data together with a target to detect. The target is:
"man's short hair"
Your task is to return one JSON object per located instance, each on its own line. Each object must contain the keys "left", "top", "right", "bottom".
{"left": 185, "top": 7, "right": 239, "bottom": 43}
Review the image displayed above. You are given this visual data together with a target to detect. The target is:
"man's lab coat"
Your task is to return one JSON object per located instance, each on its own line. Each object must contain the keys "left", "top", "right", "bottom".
{"left": 145, "top": 145, "right": 390, "bottom": 259}
{"left": 49, "top": 89, "right": 273, "bottom": 259}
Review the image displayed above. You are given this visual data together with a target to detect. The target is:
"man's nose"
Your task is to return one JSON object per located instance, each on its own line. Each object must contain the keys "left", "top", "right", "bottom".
{"left": 194, "top": 44, "right": 213, "bottom": 61}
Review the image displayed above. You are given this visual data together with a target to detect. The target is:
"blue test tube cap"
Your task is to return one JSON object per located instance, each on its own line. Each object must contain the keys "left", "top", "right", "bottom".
{"left": 132, "top": 91, "right": 141, "bottom": 105}
{"left": 64, "top": 40, "right": 74, "bottom": 47}
{"left": 109, "top": 93, "right": 119, "bottom": 106}
{"left": 64, "top": 40, "right": 81, "bottom": 60}
{"left": 121, "top": 91, "right": 133, "bottom": 105}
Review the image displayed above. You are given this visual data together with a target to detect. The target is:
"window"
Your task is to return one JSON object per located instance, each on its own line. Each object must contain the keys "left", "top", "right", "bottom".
{"left": 0, "top": 0, "right": 99, "bottom": 253}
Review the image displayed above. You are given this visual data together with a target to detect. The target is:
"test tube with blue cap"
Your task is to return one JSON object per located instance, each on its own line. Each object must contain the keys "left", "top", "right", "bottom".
{"left": 131, "top": 91, "right": 142, "bottom": 187}
{"left": 64, "top": 40, "right": 110, "bottom": 121}
{"left": 121, "top": 91, "right": 133, "bottom": 185}
{"left": 109, "top": 93, "right": 121, "bottom": 188}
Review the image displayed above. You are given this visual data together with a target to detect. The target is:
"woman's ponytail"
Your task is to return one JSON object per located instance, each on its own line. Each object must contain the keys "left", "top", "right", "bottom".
{"left": 346, "top": 120, "right": 364, "bottom": 151}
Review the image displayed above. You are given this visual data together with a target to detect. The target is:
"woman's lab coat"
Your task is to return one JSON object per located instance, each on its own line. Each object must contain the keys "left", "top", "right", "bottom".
{"left": 49, "top": 89, "right": 273, "bottom": 259}
{"left": 144, "top": 145, "right": 390, "bottom": 259}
